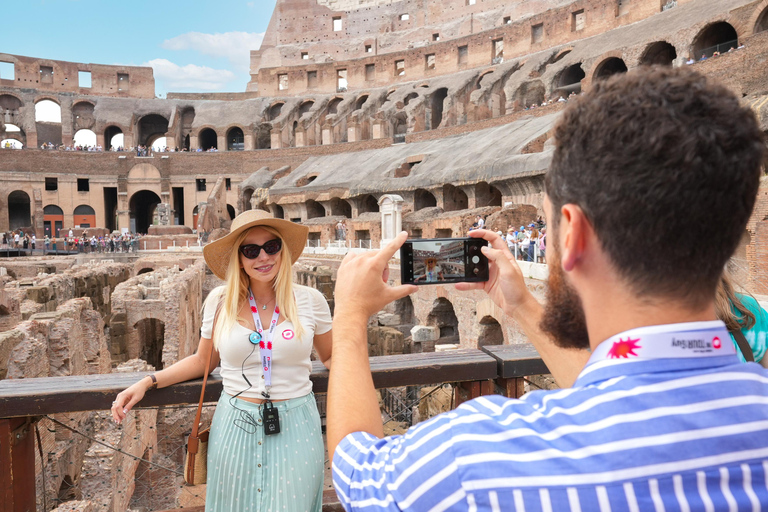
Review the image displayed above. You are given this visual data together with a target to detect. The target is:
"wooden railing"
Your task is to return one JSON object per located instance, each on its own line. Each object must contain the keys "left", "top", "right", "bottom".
{"left": 0, "top": 345, "right": 549, "bottom": 512}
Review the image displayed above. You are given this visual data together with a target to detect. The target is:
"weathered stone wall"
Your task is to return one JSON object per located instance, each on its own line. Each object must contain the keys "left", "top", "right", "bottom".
{"left": 0, "top": 53, "right": 155, "bottom": 99}
{"left": 109, "top": 261, "right": 205, "bottom": 367}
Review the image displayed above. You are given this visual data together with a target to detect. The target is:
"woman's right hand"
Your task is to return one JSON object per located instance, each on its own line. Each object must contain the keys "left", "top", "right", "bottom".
{"left": 111, "top": 377, "right": 151, "bottom": 424}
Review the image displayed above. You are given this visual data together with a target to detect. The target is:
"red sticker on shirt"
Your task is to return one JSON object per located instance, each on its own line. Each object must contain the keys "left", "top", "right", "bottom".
{"left": 283, "top": 329, "right": 295, "bottom": 340}
{"left": 713, "top": 336, "right": 722, "bottom": 349}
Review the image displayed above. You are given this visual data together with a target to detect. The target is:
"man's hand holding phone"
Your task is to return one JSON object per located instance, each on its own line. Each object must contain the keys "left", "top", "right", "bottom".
{"left": 455, "top": 229, "right": 539, "bottom": 318}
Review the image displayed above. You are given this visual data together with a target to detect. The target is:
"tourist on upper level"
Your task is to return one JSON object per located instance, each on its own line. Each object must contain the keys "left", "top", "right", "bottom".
{"left": 325, "top": 67, "right": 768, "bottom": 511}
{"left": 112, "top": 210, "right": 332, "bottom": 512}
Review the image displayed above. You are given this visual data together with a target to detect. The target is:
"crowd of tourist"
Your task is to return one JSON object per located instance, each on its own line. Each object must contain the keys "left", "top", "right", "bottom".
{"left": 687, "top": 42, "right": 745, "bottom": 64}
{"left": 469, "top": 215, "right": 546, "bottom": 263}
{"left": 1, "top": 229, "right": 142, "bottom": 254}
{"left": 2, "top": 230, "right": 36, "bottom": 251}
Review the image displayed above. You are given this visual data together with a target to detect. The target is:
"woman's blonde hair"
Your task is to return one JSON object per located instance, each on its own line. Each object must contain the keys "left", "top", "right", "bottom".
{"left": 205, "top": 225, "right": 303, "bottom": 348}
{"left": 715, "top": 268, "right": 756, "bottom": 332}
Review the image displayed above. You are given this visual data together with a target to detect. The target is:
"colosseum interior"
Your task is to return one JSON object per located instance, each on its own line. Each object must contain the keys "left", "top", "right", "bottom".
{"left": 1, "top": 0, "right": 768, "bottom": 509}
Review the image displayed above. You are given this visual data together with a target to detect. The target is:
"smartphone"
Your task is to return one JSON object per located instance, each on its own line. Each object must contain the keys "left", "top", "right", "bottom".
{"left": 400, "top": 237, "right": 489, "bottom": 285}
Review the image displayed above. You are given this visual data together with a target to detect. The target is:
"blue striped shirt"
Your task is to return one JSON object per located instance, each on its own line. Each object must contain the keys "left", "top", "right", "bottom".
{"left": 332, "top": 332, "right": 768, "bottom": 510}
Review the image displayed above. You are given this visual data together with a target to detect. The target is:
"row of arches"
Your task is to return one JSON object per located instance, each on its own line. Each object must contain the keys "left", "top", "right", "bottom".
{"left": 393, "top": 295, "right": 503, "bottom": 349}
{"left": 248, "top": 182, "right": 503, "bottom": 222}
{"left": 0, "top": 15, "right": 760, "bottom": 152}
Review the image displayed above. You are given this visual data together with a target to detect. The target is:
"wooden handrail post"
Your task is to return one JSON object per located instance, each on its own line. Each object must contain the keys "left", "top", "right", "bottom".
{"left": 0, "top": 417, "right": 37, "bottom": 512}
{"left": 452, "top": 380, "right": 495, "bottom": 408}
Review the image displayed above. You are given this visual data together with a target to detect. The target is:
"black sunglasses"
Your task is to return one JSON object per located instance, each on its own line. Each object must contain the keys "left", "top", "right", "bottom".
{"left": 239, "top": 238, "right": 282, "bottom": 259}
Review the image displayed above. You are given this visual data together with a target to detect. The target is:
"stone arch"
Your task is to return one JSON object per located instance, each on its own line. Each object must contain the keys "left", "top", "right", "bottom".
{"left": 226, "top": 126, "right": 244, "bottom": 151}
{"left": 403, "top": 92, "right": 419, "bottom": 106}
{"left": 477, "top": 316, "right": 503, "bottom": 347}
{"left": 34, "top": 98, "right": 61, "bottom": 121}
{"left": 8, "top": 190, "right": 31, "bottom": 231}
{"left": 72, "top": 101, "right": 95, "bottom": 131}
{"left": 327, "top": 97, "right": 343, "bottom": 115}
{"left": 135, "top": 318, "right": 165, "bottom": 370}
{"left": 305, "top": 199, "right": 325, "bottom": 219}
{"left": 227, "top": 204, "right": 236, "bottom": 220}
{"left": 35, "top": 98, "right": 62, "bottom": 145}
{"left": 127, "top": 163, "right": 162, "bottom": 181}
{"left": 751, "top": 1, "right": 768, "bottom": 34}
{"left": 358, "top": 194, "right": 379, "bottom": 213}
{"left": 692, "top": 21, "right": 739, "bottom": 59}
{"left": 198, "top": 128, "right": 217, "bottom": 150}
{"left": 554, "top": 63, "right": 585, "bottom": 96}
{"left": 639, "top": 41, "right": 677, "bottom": 66}
{"left": 299, "top": 100, "right": 315, "bottom": 116}
{"left": 475, "top": 182, "right": 502, "bottom": 207}
{"left": 0, "top": 94, "right": 24, "bottom": 135}
{"left": 73, "top": 204, "right": 96, "bottom": 228}
{"left": 137, "top": 114, "right": 169, "bottom": 147}
{"left": 427, "top": 297, "right": 459, "bottom": 345}
{"left": 129, "top": 190, "right": 162, "bottom": 234}
{"left": 73, "top": 129, "right": 97, "bottom": 147}
{"left": 355, "top": 95, "right": 369, "bottom": 110}
{"left": 430, "top": 88, "right": 449, "bottom": 129}
{"left": 514, "top": 81, "right": 545, "bottom": 108}
{"left": 267, "top": 102, "right": 284, "bottom": 121}
{"left": 330, "top": 198, "right": 352, "bottom": 217}
{"left": 414, "top": 189, "right": 437, "bottom": 211}
{"left": 442, "top": 184, "right": 468, "bottom": 211}
{"left": 592, "top": 57, "right": 628, "bottom": 81}
{"left": 476, "top": 70, "right": 494, "bottom": 89}
{"left": 104, "top": 125, "right": 124, "bottom": 150}
{"left": 137, "top": 267, "right": 154, "bottom": 275}
{"left": 270, "top": 204, "right": 285, "bottom": 219}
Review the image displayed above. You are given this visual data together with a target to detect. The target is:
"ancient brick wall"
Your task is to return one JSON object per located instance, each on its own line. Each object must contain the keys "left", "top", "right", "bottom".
{"left": 0, "top": 53, "right": 154, "bottom": 98}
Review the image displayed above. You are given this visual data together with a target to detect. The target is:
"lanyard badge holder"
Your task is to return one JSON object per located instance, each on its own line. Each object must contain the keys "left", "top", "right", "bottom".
{"left": 248, "top": 289, "right": 281, "bottom": 435}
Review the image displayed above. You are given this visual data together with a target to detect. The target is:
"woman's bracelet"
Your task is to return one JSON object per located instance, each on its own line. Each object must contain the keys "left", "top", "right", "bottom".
{"left": 145, "top": 374, "right": 158, "bottom": 390}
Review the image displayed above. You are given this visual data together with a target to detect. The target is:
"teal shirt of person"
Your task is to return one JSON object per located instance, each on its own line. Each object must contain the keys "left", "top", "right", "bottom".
{"left": 730, "top": 293, "right": 768, "bottom": 363}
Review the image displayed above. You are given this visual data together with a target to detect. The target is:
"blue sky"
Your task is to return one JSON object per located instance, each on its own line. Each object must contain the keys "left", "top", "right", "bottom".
{"left": 1, "top": 0, "right": 277, "bottom": 96}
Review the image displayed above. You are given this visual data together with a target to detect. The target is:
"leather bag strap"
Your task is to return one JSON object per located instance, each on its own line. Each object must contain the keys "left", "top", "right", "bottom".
{"left": 730, "top": 327, "right": 755, "bottom": 362}
{"left": 186, "top": 298, "right": 222, "bottom": 482}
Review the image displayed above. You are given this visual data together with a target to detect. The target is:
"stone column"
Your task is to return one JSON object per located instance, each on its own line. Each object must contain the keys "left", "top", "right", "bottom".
{"left": 347, "top": 122, "right": 361, "bottom": 142}
{"left": 270, "top": 129, "right": 282, "bottom": 149}
{"left": 378, "top": 194, "right": 403, "bottom": 248}
{"left": 244, "top": 133, "right": 255, "bottom": 151}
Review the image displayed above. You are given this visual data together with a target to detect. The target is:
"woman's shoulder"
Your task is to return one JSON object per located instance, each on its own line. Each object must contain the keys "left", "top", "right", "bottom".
{"left": 293, "top": 283, "right": 324, "bottom": 301}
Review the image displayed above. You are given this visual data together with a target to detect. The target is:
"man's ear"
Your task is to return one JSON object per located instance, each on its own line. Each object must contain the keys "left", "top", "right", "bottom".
{"left": 559, "top": 204, "right": 590, "bottom": 272}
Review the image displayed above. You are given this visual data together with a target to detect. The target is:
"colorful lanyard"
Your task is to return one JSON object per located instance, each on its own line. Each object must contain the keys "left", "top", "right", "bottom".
{"left": 247, "top": 288, "right": 281, "bottom": 390}
{"left": 588, "top": 321, "right": 735, "bottom": 365}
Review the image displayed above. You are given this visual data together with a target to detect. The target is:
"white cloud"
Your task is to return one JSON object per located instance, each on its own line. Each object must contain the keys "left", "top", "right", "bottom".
{"left": 145, "top": 59, "right": 236, "bottom": 91}
{"left": 161, "top": 31, "right": 264, "bottom": 71}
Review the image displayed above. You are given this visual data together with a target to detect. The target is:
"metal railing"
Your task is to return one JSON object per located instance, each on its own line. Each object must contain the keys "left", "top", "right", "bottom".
{"left": 699, "top": 39, "right": 738, "bottom": 59}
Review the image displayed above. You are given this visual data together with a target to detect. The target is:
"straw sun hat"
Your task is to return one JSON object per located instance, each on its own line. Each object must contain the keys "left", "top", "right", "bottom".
{"left": 203, "top": 210, "right": 308, "bottom": 280}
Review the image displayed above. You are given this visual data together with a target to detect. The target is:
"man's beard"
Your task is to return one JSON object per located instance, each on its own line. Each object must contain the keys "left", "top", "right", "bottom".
{"left": 539, "top": 240, "right": 590, "bottom": 350}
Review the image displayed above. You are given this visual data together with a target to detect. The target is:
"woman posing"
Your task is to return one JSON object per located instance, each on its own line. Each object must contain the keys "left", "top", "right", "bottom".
{"left": 112, "top": 210, "right": 332, "bottom": 511}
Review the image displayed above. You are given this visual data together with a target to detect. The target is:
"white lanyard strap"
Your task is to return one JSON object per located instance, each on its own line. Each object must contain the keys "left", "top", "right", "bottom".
{"left": 247, "top": 288, "right": 281, "bottom": 389}
{"left": 589, "top": 322, "right": 734, "bottom": 365}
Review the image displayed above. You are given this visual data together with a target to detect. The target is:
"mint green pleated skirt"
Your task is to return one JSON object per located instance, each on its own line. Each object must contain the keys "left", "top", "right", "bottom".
{"left": 205, "top": 392, "right": 325, "bottom": 512}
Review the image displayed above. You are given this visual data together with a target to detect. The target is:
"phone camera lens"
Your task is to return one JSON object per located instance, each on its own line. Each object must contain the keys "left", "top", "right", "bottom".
{"left": 472, "top": 255, "right": 480, "bottom": 264}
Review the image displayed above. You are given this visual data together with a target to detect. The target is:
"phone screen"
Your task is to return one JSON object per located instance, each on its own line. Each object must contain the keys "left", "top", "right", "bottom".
{"left": 401, "top": 238, "right": 488, "bottom": 285}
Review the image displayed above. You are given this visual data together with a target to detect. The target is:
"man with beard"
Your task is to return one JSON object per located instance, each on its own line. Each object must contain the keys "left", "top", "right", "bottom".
{"left": 327, "top": 67, "right": 768, "bottom": 511}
